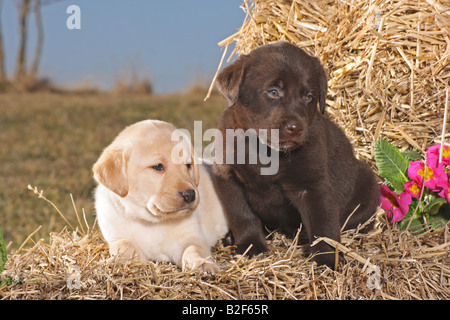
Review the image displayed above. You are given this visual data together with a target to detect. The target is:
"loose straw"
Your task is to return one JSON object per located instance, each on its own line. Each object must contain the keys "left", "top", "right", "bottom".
{"left": 204, "top": 42, "right": 230, "bottom": 101}
{"left": 439, "top": 88, "right": 449, "bottom": 164}
{"left": 210, "top": 0, "right": 450, "bottom": 165}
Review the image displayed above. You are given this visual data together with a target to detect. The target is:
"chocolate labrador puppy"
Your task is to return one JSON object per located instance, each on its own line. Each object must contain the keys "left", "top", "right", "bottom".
{"left": 212, "top": 41, "right": 379, "bottom": 268}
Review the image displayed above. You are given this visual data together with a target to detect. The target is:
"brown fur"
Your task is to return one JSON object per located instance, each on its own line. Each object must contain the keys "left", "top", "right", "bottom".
{"left": 213, "top": 42, "right": 379, "bottom": 268}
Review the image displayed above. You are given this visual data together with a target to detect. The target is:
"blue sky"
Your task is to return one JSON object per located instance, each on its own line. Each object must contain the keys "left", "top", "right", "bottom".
{"left": 2, "top": 0, "right": 244, "bottom": 93}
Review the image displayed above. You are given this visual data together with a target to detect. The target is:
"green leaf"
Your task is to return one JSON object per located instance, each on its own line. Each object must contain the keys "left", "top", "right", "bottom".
{"left": 398, "top": 208, "right": 423, "bottom": 231}
{"left": 402, "top": 150, "right": 423, "bottom": 161}
{"left": 0, "top": 228, "right": 7, "bottom": 273}
{"left": 424, "top": 198, "right": 448, "bottom": 215}
{"left": 425, "top": 203, "right": 450, "bottom": 231}
{"left": 374, "top": 140, "right": 410, "bottom": 192}
{"left": 398, "top": 202, "right": 450, "bottom": 233}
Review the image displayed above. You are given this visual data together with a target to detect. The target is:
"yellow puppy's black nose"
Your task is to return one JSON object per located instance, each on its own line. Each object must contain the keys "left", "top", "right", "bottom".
{"left": 180, "top": 190, "right": 196, "bottom": 204}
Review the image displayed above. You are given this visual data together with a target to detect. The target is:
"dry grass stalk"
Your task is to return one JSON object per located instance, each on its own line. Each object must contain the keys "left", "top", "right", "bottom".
{"left": 211, "top": 0, "right": 450, "bottom": 164}
{"left": 1, "top": 211, "right": 449, "bottom": 300}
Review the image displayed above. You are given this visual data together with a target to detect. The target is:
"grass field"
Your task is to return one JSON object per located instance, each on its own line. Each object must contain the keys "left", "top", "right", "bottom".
{"left": 0, "top": 91, "right": 225, "bottom": 249}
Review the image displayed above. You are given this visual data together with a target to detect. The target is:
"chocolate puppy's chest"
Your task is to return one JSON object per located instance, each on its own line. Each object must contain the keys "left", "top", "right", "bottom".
{"left": 233, "top": 166, "right": 301, "bottom": 234}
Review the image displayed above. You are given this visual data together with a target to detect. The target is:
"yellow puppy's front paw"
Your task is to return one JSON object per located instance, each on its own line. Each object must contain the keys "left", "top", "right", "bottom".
{"left": 198, "top": 260, "right": 219, "bottom": 274}
{"left": 182, "top": 258, "right": 219, "bottom": 274}
{"left": 182, "top": 244, "right": 218, "bottom": 274}
{"left": 108, "top": 239, "right": 146, "bottom": 263}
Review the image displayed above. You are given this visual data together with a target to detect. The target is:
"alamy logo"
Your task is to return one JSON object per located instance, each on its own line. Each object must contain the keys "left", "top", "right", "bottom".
{"left": 366, "top": 265, "right": 381, "bottom": 290}
{"left": 66, "top": 5, "right": 81, "bottom": 30}
{"left": 67, "top": 265, "right": 81, "bottom": 289}
{"left": 171, "top": 121, "right": 280, "bottom": 176}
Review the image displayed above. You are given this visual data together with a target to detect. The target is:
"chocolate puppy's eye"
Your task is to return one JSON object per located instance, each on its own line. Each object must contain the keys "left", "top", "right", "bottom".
{"left": 151, "top": 164, "right": 164, "bottom": 172}
{"left": 305, "top": 93, "right": 313, "bottom": 103}
{"left": 267, "top": 88, "right": 280, "bottom": 98}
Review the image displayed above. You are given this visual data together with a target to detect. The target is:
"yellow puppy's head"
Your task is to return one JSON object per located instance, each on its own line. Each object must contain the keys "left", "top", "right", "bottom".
{"left": 93, "top": 120, "right": 200, "bottom": 221}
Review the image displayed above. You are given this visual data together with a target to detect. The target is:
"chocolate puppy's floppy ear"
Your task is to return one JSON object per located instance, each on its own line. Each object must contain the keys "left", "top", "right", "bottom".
{"left": 93, "top": 144, "right": 131, "bottom": 197}
{"left": 317, "top": 59, "right": 328, "bottom": 114}
{"left": 217, "top": 54, "right": 250, "bottom": 106}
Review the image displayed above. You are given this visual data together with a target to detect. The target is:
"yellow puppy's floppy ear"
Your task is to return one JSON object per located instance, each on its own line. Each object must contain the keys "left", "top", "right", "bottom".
{"left": 93, "top": 145, "right": 131, "bottom": 197}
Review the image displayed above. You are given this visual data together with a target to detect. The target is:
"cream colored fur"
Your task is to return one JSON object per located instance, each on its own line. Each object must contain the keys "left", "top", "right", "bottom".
{"left": 93, "top": 120, "right": 228, "bottom": 273}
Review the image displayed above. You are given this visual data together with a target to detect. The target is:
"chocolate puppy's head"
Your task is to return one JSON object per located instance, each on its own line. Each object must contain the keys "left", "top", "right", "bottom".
{"left": 217, "top": 41, "right": 328, "bottom": 152}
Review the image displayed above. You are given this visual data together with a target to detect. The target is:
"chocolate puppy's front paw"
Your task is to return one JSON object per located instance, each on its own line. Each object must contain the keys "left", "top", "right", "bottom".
{"left": 313, "top": 252, "right": 339, "bottom": 269}
{"left": 311, "top": 243, "right": 345, "bottom": 270}
{"left": 313, "top": 251, "right": 346, "bottom": 270}
{"left": 236, "top": 238, "right": 268, "bottom": 257}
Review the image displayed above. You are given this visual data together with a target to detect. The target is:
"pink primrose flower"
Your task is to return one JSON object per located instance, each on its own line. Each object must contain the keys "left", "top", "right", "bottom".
{"left": 404, "top": 180, "right": 421, "bottom": 198}
{"left": 380, "top": 185, "right": 412, "bottom": 222}
{"left": 438, "top": 181, "right": 450, "bottom": 204}
{"left": 427, "top": 145, "right": 450, "bottom": 166}
{"left": 408, "top": 160, "right": 447, "bottom": 192}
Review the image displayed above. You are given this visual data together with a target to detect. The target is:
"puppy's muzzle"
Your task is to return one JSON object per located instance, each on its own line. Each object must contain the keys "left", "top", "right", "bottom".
{"left": 180, "top": 189, "right": 196, "bottom": 204}
{"left": 285, "top": 121, "right": 303, "bottom": 136}
{"left": 276, "top": 119, "right": 308, "bottom": 151}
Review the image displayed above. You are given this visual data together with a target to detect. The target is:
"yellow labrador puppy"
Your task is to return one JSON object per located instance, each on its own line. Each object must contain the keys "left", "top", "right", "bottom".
{"left": 93, "top": 120, "right": 228, "bottom": 273}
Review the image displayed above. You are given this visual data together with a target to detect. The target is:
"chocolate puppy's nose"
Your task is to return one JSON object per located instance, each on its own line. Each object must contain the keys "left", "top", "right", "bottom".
{"left": 180, "top": 189, "right": 196, "bottom": 204}
{"left": 285, "top": 122, "right": 302, "bottom": 135}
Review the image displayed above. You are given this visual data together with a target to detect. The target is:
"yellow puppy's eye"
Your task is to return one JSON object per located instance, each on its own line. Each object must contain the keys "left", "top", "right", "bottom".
{"left": 186, "top": 163, "right": 192, "bottom": 169}
{"left": 151, "top": 164, "right": 164, "bottom": 172}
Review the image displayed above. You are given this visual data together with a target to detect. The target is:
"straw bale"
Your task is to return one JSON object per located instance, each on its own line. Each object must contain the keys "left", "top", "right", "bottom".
{"left": 2, "top": 0, "right": 450, "bottom": 301}
{"left": 212, "top": 0, "right": 450, "bottom": 164}
{"left": 1, "top": 213, "right": 449, "bottom": 300}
